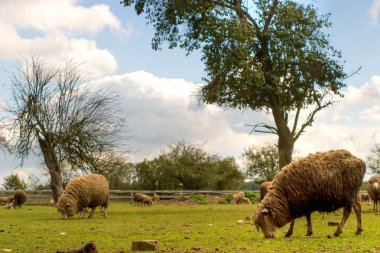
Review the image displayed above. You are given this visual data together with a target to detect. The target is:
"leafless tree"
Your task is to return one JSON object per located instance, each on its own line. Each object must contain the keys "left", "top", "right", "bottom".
{"left": 5, "top": 56, "right": 125, "bottom": 202}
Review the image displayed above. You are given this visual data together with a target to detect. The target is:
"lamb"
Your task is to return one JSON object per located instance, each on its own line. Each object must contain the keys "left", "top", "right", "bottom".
{"left": 367, "top": 174, "right": 380, "bottom": 211}
{"left": 253, "top": 150, "right": 366, "bottom": 238}
{"left": 57, "top": 174, "right": 109, "bottom": 219}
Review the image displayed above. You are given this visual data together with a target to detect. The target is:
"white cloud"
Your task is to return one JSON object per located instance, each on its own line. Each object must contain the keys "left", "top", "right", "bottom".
{"left": 0, "top": 0, "right": 125, "bottom": 35}
{"left": 370, "top": 0, "right": 380, "bottom": 24}
{"left": 0, "top": 0, "right": 128, "bottom": 77}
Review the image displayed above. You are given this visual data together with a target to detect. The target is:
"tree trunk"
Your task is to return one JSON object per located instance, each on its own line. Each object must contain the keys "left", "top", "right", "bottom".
{"left": 38, "top": 137, "right": 63, "bottom": 203}
{"left": 271, "top": 99, "right": 294, "bottom": 168}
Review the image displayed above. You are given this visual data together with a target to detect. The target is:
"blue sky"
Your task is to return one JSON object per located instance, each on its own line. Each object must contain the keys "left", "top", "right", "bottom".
{"left": 0, "top": 0, "right": 380, "bottom": 185}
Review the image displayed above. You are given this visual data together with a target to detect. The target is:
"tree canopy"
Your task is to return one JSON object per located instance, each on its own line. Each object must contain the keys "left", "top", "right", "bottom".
{"left": 122, "top": 0, "right": 347, "bottom": 168}
{"left": 2, "top": 174, "right": 27, "bottom": 190}
{"left": 242, "top": 144, "right": 280, "bottom": 182}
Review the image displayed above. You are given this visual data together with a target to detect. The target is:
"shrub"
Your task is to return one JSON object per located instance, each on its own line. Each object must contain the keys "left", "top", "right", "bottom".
{"left": 188, "top": 194, "right": 209, "bottom": 205}
{"left": 244, "top": 191, "right": 259, "bottom": 204}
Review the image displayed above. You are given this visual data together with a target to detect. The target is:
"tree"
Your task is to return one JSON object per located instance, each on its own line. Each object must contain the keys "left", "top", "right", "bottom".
{"left": 6, "top": 56, "right": 125, "bottom": 202}
{"left": 122, "top": 0, "right": 347, "bottom": 168}
{"left": 242, "top": 144, "right": 280, "bottom": 182}
{"left": 211, "top": 157, "right": 244, "bottom": 190}
{"left": 2, "top": 174, "right": 27, "bottom": 190}
{"left": 368, "top": 144, "right": 380, "bottom": 174}
{"left": 134, "top": 140, "right": 244, "bottom": 190}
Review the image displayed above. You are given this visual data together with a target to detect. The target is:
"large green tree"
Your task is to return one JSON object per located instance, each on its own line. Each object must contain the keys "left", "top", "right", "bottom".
{"left": 122, "top": 0, "right": 347, "bottom": 168}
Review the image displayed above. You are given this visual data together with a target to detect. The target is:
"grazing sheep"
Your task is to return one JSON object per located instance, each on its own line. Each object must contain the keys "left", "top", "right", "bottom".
{"left": 253, "top": 150, "right": 366, "bottom": 238}
{"left": 260, "top": 182, "right": 272, "bottom": 201}
{"left": 358, "top": 191, "right": 370, "bottom": 203}
{"left": 239, "top": 197, "right": 252, "bottom": 205}
{"left": 231, "top": 191, "right": 246, "bottom": 204}
{"left": 0, "top": 196, "right": 12, "bottom": 205}
{"left": 11, "top": 189, "right": 27, "bottom": 208}
{"left": 152, "top": 193, "right": 160, "bottom": 204}
{"left": 368, "top": 174, "right": 380, "bottom": 212}
{"left": 133, "top": 193, "right": 153, "bottom": 206}
{"left": 57, "top": 174, "right": 109, "bottom": 219}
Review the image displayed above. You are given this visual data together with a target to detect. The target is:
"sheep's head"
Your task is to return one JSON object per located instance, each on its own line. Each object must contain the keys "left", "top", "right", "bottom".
{"left": 253, "top": 205, "right": 277, "bottom": 238}
{"left": 57, "top": 194, "right": 77, "bottom": 219}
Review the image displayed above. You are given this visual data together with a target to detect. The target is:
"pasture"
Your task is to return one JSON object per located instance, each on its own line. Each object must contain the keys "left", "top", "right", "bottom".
{"left": 0, "top": 201, "right": 380, "bottom": 252}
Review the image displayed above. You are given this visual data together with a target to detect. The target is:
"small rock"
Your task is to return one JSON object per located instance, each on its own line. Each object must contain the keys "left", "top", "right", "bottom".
{"left": 191, "top": 247, "right": 201, "bottom": 251}
{"left": 131, "top": 240, "right": 159, "bottom": 251}
{"left": 237, "top": 220, "right": 245, "bottom": 225}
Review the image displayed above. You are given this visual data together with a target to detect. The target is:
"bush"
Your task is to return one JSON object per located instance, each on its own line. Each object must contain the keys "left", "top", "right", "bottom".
{"left": 188, "top": 194, "right": 209, "bottom": 205}
{"left": 244, "top": 191, "right": 259, "bottom": 204}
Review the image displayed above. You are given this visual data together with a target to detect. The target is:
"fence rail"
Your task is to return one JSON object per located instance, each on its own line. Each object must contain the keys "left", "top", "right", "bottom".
{"left": 0, "top": 189, "right": 257, "bottom": 202}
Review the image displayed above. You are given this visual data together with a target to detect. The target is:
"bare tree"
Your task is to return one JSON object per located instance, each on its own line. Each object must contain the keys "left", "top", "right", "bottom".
{"left": 6, "top": 56, "right": 125, "bottom": 202}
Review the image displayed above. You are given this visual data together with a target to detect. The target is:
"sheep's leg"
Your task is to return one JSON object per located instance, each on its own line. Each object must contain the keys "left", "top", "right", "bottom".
{"left": 305, "top": 212, "right": 313, "bottom": 236}
{"left": 333, "top": 205, "right": 352, "bottom": 237}
{"left": 88, "top": 207, "right": 96, "bottom": 218}
{"left": 285, "top": 220, "right": 295, "bottom": 237}
{"left": 352, "top": 197, "right": 363, "bottom": 235}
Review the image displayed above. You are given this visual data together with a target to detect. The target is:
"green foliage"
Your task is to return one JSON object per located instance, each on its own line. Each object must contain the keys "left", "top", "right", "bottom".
{"left": 244, "top": 190, "right": 259, "bottom": 204}
{"left": 122, "top": 0, "right": 348, "bottom": 168}
{"left": 2, "top": 174, "right": 27, "bottom": 190}
{"left": 1, "top": 202, "right": 379, "bottom": 252}
{"left": 368, "top": 144, "right": 380, "bottom": 174}
{"left": 188, "top": 194, "right": 209, "bottom": 204}
{"left": 134, "top": 140, "right": 244, "bottom": 190}
{"left": 242, "top": 144, "right": 280, "bottom": 182}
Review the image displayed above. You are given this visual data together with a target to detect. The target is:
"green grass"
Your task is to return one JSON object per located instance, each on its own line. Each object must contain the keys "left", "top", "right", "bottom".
{"left": 0, "top": 201, "right": 379, "bottom": 252}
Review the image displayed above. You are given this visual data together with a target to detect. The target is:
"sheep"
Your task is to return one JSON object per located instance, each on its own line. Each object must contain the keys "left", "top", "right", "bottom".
{"left": 260, "top": 181, "right": 272, "bottom": 201}
{"left": 239, "top": 197, "right": 252, "bottom": 205}
{"left": 152, "top": 193, "right": 160, "bottom": 204}
{"left": 57, "top": 174, "right": 109, "bottom": 219}
{"left": 11, "top": 189, "right": 27, "bottom": 208}
{"left": 253, "top": 150, "right": 366, "bottom": 238}
{"left": 231, "top": 191, "right": 245, "bottom": 204}
{"left": 0, "top": 196, "right": 12, "bottom": 205}
{"left": 358, "top": 191, "right": 370, "bottom": 203}
{"left": 133, "top": 193, "right": 153, "bottom": 206}
{"left": 367, "top": 174, "right": 380, "bottom": 211}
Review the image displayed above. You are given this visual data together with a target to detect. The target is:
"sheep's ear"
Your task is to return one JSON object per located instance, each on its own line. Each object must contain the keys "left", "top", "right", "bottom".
{"left": 261, "top": 208, "right": 270, "bottom": 216}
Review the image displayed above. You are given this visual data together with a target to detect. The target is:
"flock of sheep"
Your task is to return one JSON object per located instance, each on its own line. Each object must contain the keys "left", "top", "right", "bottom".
{"left": 2, "top": 149, "right": 380, "bottom": 241}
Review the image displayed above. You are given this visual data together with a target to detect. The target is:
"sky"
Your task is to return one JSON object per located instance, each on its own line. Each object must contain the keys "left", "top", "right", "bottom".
{"left": 0, "top": 0, "right": 380, "bottom": 185}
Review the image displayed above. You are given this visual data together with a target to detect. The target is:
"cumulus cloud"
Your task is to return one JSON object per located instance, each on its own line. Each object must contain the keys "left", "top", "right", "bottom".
{"left": 370, "top": 0, "right": 380, "bottom": 24}
{"left": 0, "top": 0, "right": 129, "bottom": 77}
{"left": 91, "top": 71, "right": 274, "bottom": 162}
{"left": 2, "top": 70, "right": 380, "bottom": 184}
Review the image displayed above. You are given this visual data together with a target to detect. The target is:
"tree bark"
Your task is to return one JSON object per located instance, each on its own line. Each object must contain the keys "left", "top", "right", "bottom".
{"left": 271, "top": 102, "right": 294, "bottom": 168}
{"left": 38, "top": 137, "right": 63, "bottom": 203}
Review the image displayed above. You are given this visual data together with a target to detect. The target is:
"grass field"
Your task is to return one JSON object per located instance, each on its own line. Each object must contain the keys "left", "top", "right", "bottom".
{"left": 0, "top": 201, "right": 380, "bottom": 252}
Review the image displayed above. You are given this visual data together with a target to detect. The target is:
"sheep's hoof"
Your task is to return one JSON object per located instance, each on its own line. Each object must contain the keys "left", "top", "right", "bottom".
{"left": 306, "top": 231, "right": 313, "bottom": 236}
{"left": 355, "top": 229, "right": 362, "bottom": 235}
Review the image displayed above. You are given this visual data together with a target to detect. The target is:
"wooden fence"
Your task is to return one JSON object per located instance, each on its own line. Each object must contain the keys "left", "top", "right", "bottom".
{"left": 0, "top": 189, "right": 256, "bottom": 203}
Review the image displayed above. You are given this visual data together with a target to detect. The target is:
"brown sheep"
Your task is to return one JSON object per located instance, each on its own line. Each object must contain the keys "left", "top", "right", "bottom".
{"left": 11, "top": 189, "right": 27, "bottom": 208}
{"left": 358, "top": 191, "right": 370, "bottom": 203}
{"left": 133, "top": 193, "right": 153, "bottom": 206}
{"left": 260, "top": 181, "right": 272, "bottom": 201}
{"left": 253, "top": 150, "right": 366, "bottom": 238}
{"left": 57, "top": 174, "right": 109, "bottom": 219}
{"left": 368, "top": 174, "right": 380, "bottom": 211}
